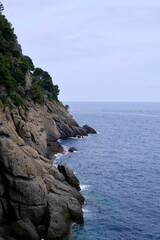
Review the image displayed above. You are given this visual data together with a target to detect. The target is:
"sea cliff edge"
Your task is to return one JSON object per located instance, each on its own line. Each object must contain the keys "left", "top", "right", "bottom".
{"left": 0, "top": 93, "right": 96, "bottom": 240}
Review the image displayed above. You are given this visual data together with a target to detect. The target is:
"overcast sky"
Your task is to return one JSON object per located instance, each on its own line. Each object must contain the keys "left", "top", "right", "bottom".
{"left": 2, "top": 0, "right": 160, "bottom": 102}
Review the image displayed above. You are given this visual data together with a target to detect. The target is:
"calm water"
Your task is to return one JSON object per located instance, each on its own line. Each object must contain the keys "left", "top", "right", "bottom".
{"left": 55, "top": 102, "right": 160, "bottom": 240}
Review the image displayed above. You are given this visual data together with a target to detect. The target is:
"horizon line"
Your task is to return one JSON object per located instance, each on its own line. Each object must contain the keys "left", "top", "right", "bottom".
{"left": 61, "top": 100, "right": 160, "bottom": 103}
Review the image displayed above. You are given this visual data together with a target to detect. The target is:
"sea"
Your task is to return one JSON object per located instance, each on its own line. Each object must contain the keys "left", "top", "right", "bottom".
{"left": 55, "top": 102, "right": 160, "bottom": 240}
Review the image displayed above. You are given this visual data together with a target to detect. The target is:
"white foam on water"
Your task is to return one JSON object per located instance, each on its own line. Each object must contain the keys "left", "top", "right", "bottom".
{"left": 83, "top": 208, "right": 90, "bottom": 213}
{"left": 68, "top": 135, "right": 89, "bottom": 139}
{"left": 80, "top": 184, "right": 90, "bottom": 191}
{"left": 73, "top": 150, "right": 78, "bottom": 153}
{"left": 68, "top": 136, "right": 80, "bottom": 139}
{"left": 54, "top": 152, "right": 64, "bottom": 159}
{"left": 53, "top": 145, "right": 69, "bottom": 166}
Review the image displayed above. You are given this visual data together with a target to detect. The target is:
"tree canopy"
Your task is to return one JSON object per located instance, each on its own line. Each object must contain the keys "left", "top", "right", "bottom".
{"left": 0, "top": 2, "right": 4, "bottom": 14}
{"left": 33, "top": 68, "right": 60, "bottom": 101}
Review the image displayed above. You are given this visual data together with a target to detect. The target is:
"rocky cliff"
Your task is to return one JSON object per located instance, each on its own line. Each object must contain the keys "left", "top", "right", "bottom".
{"left": 0, "top": 93, "right": 93, "bottom": 240}
{"left": 0, "top": 9, "right": 97, "bottom": 239}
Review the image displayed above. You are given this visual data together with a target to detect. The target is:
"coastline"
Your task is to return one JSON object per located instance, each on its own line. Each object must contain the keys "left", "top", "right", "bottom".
{"left": 0, "top": 97, "right": 96, "bottom": 240}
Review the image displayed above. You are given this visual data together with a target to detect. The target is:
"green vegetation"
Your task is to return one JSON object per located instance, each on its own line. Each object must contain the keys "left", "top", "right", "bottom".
{"left": 11, "top": 95, "right": 24, "bottom": 106}
{"left": 0, "top": 96, "right": 14, "bottom": 110}
{"left": 64, "top": 104, "right": 69, "bottom": 111}
{"left": 0, "top": 3, "right": 4, "bottom": 14}
{"left": 33, "top": 68, "right": 59, "bottom": 101}
{"left": 0, "top": 3, "right": 60, "bottom": 104}
{"left": 11, "top": 95, "right": 29, "bottom": 116}
{"left": 0, "top": 94, "right": 29, "bottom": 116}
{"left": 24, "top": 55, "right": 35, "bottom": 71}
{"left": 30, "top": 82, "right": 45, "bottom": 104}
{"left": 0, "top": 12, "right": 28, "bottom": 88}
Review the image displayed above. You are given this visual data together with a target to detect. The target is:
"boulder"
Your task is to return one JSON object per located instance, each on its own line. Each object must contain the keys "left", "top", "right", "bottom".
{"left": 82, "top": 124, "right": 97, "bottom": 134}
{"left": 58, "top": 164, "right": 81, "bottom": 191}
{"left": 77, "top": 135, "right": 83, "bottom": 138}
{"left": 68, "top": 147, "right": 77, "bottom": 152}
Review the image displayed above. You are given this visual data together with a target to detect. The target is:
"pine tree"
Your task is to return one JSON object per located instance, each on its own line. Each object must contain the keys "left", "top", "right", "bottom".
{"left": 0, "top": 2, "right": 4, "bottom": 14}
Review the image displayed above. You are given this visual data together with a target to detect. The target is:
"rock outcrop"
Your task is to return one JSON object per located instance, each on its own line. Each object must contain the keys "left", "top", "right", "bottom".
{"left": 0, "top": 97, "right": 88, "bottom": 240}
{"left": 82, "top": 124, "right": 97, "bottom": 134}
{"left": 58, "top": 164, "right": 80, "bottom": 191}
{"left": 68, "top": 147, "right": 78, "bottom": 152}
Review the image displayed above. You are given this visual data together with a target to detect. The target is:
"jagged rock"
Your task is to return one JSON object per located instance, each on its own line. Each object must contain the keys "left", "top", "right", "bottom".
{"left": 47, "top": 140, "right": 64, "bottom": 159}
{"left": 68, "top": 147, "right": 78, "bottom": 152}
{"left": 0, "top": 86, "right": 7, "bottom": 98}
{"left": 17, "top": 86, "right": 26, "bottom": 97}
{"left": 25, "top": 70, "right": 32, "bottom": 88}
{"left": 0, "top": 98, "right": 87, "bottom": 240}
{"left": 77, "top": 135, "right": 83, "bottom": 138}
{"left": 82, "top": 124, "right": 97, "bottom": 134}
{"left": 58, "top": 164, "right": 81, "bottom": 191}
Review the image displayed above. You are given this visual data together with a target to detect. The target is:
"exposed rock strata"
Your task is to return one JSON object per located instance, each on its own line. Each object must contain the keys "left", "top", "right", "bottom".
{"left": 0, "top": 98, "right": 90, "bottom": 240}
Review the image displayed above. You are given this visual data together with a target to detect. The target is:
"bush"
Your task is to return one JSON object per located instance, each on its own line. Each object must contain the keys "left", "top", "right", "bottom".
{"left": 33, "top": 68, "right": 60, "bottom": 101}
{"left": 64, "top": 104, "right": 69, "bottom": 111}
{"left": 24, "top": 55, "right": 35, "bottom": 71}
{"left": 0, "top": 53, "right": 17, "bottom": 88}
{"left": 0, "top": 96, "right": 14, "bottom": 110}
{"left": 30, "top": 82, "right": 44, "bottom": 104}
{"left": 11, "top": 95, "right": 29, "bottom": 116}
{"left": 11, "top": 95, "right": 24, "bottom": 106}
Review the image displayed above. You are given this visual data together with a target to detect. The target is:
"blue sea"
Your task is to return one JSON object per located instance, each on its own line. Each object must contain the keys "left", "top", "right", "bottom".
{"left": 55, "top": 102, "right": 160, "bottom": 240}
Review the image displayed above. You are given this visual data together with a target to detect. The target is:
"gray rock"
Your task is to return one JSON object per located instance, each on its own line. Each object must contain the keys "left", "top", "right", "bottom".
{"left": 11, "top": 218, "right": 39, "bottom": 240}
{"left": 82, "top": 124, "right": 97, "bottom": 134}
{"left": 77, "top": 135, "right": 83, "bottom": 138}
{"left": 58, "top": 164, "right": 81, "bottom": 191}
{"left": 0, "top": 97, "right": 85, "bottom": 240}
{"left": 68, "top": 147, "right": 78, "bottom": 152}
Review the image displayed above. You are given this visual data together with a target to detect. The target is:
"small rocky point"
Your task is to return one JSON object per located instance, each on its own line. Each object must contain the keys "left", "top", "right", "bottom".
{"left": 0, "top": 96, "right": 97, "bottom": 240}
{"left": 68, "top": 147, "right": 78, "bottom": 152}
{"left": 82, "top": 125, "right": 97, "bottom": 134}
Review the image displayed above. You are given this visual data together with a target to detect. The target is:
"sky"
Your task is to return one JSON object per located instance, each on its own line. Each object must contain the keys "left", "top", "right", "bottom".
{"left": 2, "top": 0, "right": 160, "bottom": 102}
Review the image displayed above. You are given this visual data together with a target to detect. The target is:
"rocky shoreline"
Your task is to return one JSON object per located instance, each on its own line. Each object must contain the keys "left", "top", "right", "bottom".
{"left": 0, "top": 96, "right": 96, "bottom": 240}
{"left": 0, "top": 8, "right": 97, "bottom": 240}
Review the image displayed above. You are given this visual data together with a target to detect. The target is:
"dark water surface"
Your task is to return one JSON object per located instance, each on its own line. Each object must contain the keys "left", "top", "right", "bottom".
{"left": 55, "top": 102, "right": 160, "bottom": 240}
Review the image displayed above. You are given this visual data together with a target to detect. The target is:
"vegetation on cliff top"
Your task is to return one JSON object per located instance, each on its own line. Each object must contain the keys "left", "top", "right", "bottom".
{"left": 0, "top": 3, "right": 60, "bottom": 103}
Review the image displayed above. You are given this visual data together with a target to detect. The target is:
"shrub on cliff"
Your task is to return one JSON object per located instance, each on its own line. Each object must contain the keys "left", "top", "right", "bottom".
{"left": 33, "top": 68, "right": 60, "bottom": 101}
{"left": 0, "top": 2, "right": 4, "bottom": 14}
{"left": 0, "top": 53, "right": 17, "bottom": 88}
{"left": 30, "top": 82, "right": 45, "bottom": 104}
{"left": 64, "top": 104, "right": 69, "bottom": 111}
{"left": 24, "top": 55, "right": 35, "bottom": 71}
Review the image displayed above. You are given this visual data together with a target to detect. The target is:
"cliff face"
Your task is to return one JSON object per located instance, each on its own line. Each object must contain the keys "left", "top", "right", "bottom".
{"left": 0, "top": 10, "right": 96, "bottom": 239}
{"left": 0, "top": 96, "right": 88, "bottom": 240}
